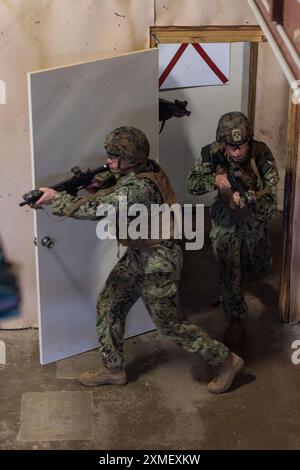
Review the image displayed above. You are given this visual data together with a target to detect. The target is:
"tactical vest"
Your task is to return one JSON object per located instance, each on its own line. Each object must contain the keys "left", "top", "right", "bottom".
{"left": 118, "top": 165, "right": 178, "bottom": 248}
{"left": 64, "top": 162, "right": 178, "bottom": 248}
{"left": 215, "top": 140, "right": 270, "bottom": 210}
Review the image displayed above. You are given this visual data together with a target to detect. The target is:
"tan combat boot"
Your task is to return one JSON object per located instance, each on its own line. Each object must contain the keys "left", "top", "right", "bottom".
{"left": 207, "top": 352, "right": 244, "bottom": 394}
{"left": 224, "top": 318, "right": 247, "bottom": 346}
{"left": 79, "top": 363, "right": 126, "bottom": 386}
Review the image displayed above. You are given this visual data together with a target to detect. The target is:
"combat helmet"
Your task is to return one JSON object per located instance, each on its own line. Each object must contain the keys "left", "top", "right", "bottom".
{"left": 216, "top": 112, "right": 253, "bottom": 146}
{"left": 104, "top": 126, "right": 150, "bottom": 164}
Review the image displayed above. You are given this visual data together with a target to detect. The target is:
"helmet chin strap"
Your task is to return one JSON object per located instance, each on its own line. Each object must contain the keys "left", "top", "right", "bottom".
{"left": 226, "top": 143, "right": 250, "bottom": 163}
{"left": 115, "top": 158, "right": 136, "bottom": 176}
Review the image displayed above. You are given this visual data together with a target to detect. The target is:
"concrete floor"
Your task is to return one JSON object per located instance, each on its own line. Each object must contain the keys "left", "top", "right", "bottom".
{"left": 1, "top": 212, "right": 300, "bottom": 450}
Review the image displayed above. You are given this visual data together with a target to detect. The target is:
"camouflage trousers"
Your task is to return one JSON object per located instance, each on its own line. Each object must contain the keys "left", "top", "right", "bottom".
{"left": 96, "top": 241, "right": 228, "bottom": 368}
{"left": 210, "top": 217, "right": 272, "bottom": 319}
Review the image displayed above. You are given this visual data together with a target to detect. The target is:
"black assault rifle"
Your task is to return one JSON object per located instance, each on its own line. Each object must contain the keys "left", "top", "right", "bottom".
{"left": 19, "top": 164, "right": 110, "bottom": 207}
{"left": 159, "top": 98, "right": 191, "bottom": 133}
{"left": 226, "top": 174, "right": 256, "bottom": 209}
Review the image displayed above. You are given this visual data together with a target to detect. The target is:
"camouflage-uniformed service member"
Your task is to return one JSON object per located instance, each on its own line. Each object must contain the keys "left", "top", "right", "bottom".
{"left": 36, "top": 126, "right": 244, "bottom": 393}
{"left": 187, "top": 112, "right": 279, "bottom": 345}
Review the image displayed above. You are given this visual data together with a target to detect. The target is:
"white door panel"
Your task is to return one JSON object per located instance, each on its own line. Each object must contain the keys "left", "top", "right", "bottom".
{"left": 28, "top": 49, "right": 158, "bottom": 364}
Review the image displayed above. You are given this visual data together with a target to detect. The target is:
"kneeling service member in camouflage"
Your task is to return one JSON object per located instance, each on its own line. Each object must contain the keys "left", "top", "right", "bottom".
{"left": 35, "top": 126, "right": 244, "bottom": 394}
{"left": 187, "top": 112, "right": 279, "bottom": 345}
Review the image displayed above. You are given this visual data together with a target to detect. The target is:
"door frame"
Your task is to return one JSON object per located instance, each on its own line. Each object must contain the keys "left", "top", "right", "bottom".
{"left": 28, "top": 49, "right": 159, "bottom": 364}
{"left": 150, "top": 25, "right": 265, "bottom": 130}
{"left": 149, "top": 25, "right": 296, "bottom": 323}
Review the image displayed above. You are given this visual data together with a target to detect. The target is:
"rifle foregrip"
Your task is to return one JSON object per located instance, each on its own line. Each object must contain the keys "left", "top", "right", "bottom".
{"left": 19, "top": 189, "right": 44, "bottom": 207}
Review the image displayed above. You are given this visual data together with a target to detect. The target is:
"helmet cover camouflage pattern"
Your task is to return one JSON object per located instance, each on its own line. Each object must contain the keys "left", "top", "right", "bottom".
{"left": 104, "top": 126, "right": 150, "bottom": 163}
{"left": 216, "top": 112, "right": 253, "bottom": 145}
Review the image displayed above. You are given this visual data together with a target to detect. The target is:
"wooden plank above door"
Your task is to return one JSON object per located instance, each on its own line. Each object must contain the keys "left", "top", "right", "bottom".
{"left": 150, "top": 26, "right": 265, "bottom": 46}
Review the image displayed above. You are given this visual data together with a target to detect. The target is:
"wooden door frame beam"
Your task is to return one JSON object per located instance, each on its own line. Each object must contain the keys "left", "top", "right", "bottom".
{"left": 149, "top": 25, "right": 266, "bottom": 45}
{"left": 279, "top": 98, "right": 300, "bottom": 322}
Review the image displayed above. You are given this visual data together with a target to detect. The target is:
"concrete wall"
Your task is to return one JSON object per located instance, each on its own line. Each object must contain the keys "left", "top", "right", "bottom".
{"left": 0, "top": 0, "right": 289, "bottom": 328}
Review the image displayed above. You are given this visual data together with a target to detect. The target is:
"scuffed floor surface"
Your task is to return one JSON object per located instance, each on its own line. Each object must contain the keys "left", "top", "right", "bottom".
{"left": 1, "top": 214, "right": 300, "bottom": 450}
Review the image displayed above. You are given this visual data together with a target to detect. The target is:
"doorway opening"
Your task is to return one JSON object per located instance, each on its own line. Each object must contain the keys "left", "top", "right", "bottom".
{"left": 150, "top": 25, "right": 293, "bottom": 323}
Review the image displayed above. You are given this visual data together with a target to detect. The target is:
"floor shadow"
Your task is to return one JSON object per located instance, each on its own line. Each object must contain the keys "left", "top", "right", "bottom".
{"left": 245, "top": 280, "right": 279, "bottom": 310}
{"left": 125, "top": 349, "right": 170, "bottom": 383}
{"left": 228, "top": 372, "right": 256, "bottom": 393}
